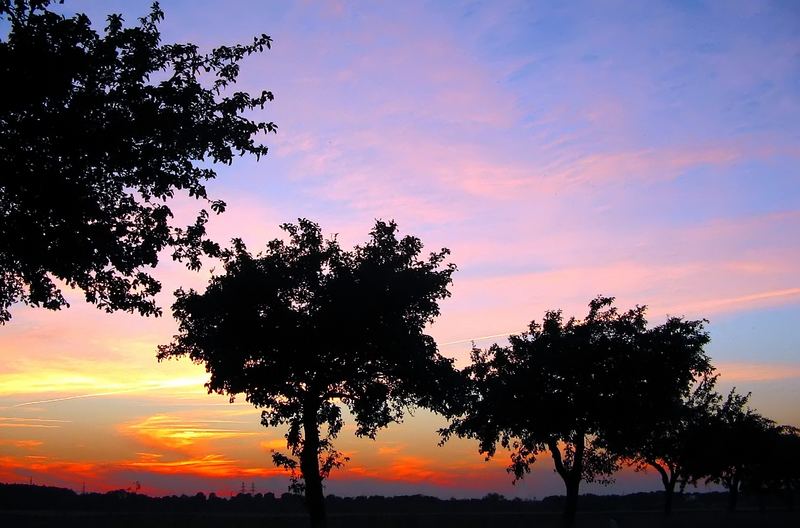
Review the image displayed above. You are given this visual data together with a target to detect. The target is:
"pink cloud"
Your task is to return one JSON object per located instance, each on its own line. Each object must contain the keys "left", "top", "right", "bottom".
{"left": 716, "top": 361, "right": 800, "bottom": 383}
{"left": 433, "top": 219, "right": 797, "bottom": 362}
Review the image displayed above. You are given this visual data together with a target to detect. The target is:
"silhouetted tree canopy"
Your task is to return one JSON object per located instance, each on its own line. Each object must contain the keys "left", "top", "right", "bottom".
{"left": 443, "top": 297, "right": 715, "bottom": 525}
{"left": 621, "top": 376, "right": 717, "bottom": 515}
{"left": 0, "top": 0, "right": 275, "bottom": 322}
{"left": 158, "top": 219, "right": 457, "bottom": 528}
{"left": 682, "top": 389, "right": 776, "bottom": 512}
{"left": 603, "top": 317, "right": 713, "bottom": 515}
{"left": 443, "top": 298, "right": 637, "bottom": 524}
{"left": 750, "top": 425, "right": 800, "bottom": 507}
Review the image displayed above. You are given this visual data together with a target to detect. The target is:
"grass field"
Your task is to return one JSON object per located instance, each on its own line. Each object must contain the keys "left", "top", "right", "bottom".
{"left": 2, "top": 509, "right": 799, "bottom": 527}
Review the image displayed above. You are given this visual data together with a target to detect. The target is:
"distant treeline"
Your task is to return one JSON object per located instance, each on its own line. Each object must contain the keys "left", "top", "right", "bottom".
{"left": 1, "top": 483, "right": 796, "bottom": 515}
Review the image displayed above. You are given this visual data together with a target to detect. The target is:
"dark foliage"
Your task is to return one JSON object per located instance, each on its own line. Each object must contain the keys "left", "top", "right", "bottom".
{"left": 682, "top": 389, "right": 777, "bottom": 511}
{"left": 443, "top": 298, "right": 633, "bottom": 524}
{"left": 158, "top": 219, "right": 457, "bottom": 528}
{"left": 443, "top": 297, "right": 714, "bottom": 525}
{"left": 0, "top": 0, "right": 276, "bottom": 322}
{"left": 619, "top": 376, "right": 717, "bottom": 515}
{"left": 746, "top": 426, "right": 800, "bottom": 509}
{"left": 603, "top": 318, "right": 714, "bottom": 515}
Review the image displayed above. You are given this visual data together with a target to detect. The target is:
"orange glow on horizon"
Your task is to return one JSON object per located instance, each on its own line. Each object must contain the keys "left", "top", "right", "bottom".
{"left": 124, "top": 452, "right": 285, "bottom": 479}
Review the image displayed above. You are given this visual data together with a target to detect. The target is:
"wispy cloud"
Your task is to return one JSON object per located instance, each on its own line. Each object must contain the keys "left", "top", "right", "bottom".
{"left": 123, "top": 453, "right": 283, "bottom": 479}
{"left": 122, "top": 414, "right": 258, "bottom": 451}
{"left": 0, "top": 417, "right": 69, "bottom": 428}
{"left": 7, "top": 375, "right": 211, "bottom": 405}
{"left": 717, "top": 362, "right": 800, "bottom": 383}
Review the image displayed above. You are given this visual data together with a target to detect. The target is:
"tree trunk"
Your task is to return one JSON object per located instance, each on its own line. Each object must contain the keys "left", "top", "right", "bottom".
{"left": 664, "top": 479, "right": 676, "bottom": 516}
{"left": 548, "top": 437, "right": 583, "bottom": 528}
{"left": 563, "top": 476, "right": 580, "bottom": 527}
{"left": 728, "top": 473, "right": 740, "bottom": 512}
{"left": 651, "top": 461, "right": 676, "bottom": 516}
{"left": 301, "top": 404, "right": 326, "bottom": 528}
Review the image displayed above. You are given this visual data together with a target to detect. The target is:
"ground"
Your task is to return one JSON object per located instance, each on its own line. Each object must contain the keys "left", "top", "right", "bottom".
{"left": 2, "top": 510, "right": 799, "bottom": 527}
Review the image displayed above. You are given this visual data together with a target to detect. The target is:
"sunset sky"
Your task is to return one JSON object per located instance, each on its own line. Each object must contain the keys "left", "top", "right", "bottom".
{"left": 1, "top": 0, "right": 799, "bottom": 499}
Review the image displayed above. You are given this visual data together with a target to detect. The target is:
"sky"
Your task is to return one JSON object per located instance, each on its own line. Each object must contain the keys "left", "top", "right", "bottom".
{"left": 1, "top": 0, "right": 799, "bottom": 499}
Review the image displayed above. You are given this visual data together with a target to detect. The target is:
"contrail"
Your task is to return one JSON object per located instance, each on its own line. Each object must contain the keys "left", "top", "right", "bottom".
{"left": 14, "top": 389, "right": 143, "bottom": 407}
{"left": 13, "top": 376, "right": 208, "bottom": 407}
{"left": 0, "top": 417, "right": 70, "bottom": 423}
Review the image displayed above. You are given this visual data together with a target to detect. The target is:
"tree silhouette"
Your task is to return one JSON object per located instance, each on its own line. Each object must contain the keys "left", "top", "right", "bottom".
{"left": 682, "top": 389, "right": 776, "bottom": 511}
{"left": 0, "top": 0, "right": 275, "bottom": 322}
{"left": 158, "top": 219, "right": 457, "bottom": 528}
{"left": 603, "top": 317, "right": 714, "bottom": 515}
{"left": 443, "top": 297, "right": 655, "bottom": 526}
{"left": 616, "top": 374, "right": 718, "bottom": 515}
{"left": 751, "top": 425, "right": 800, "bottom": 509}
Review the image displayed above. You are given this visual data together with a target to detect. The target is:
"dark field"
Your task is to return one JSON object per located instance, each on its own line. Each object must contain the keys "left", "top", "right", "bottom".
{"left": 2, "top": 510, "right": 800, "bottom": 528}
